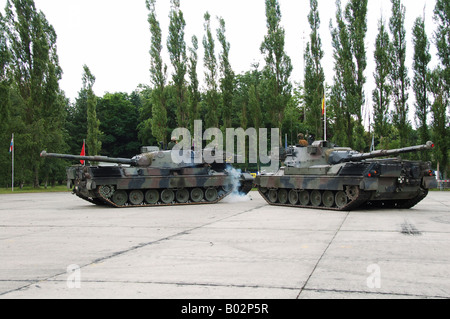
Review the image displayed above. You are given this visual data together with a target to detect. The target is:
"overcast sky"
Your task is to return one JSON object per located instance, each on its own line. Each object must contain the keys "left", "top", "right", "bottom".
{"left": 0, "top": 0, "right": 440, "bottom": 126}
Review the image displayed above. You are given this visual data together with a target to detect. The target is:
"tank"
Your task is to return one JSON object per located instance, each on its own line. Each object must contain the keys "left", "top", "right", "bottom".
{"left": 40, "top": 149, "right": 254, "bottom": 208}
{"left": 255, "top": 141, "right": 437, "bottom": 210}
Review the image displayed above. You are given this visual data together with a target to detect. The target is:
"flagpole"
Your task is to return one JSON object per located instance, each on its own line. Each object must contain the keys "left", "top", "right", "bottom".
{"left": 11, "top": 133, "right": 14, "bottom": 192}
{"left": 323, "top": 90, "right": 327, "bottom": 141}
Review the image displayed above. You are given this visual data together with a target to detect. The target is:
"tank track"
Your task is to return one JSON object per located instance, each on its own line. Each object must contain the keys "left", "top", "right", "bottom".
{"left": 73, "top": 186, "right": 239, "bottom": 208}
{"left": 362, "top": 188, "right": 429, "bottom": 210}
{"left": 238, "top": 179, "right": 255, "bottom": 195}
{"left": 258, "top": 187, "right": 372, "bottom": 211}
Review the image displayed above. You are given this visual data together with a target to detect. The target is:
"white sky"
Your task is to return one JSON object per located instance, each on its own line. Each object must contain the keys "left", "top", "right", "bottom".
{"left": 0, "top": 0, "right": 439, "bottom": 127}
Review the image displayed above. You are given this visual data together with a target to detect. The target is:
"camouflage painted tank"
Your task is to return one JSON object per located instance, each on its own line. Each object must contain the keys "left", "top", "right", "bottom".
{"left": 41, "top": 149, "right": 254, "bottom": 208}
{"left": 255, "top": 141, "right": 437, "bottom": 211}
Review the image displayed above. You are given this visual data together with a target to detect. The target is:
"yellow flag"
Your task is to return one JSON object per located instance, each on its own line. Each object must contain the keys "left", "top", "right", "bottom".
{"left": 322, "top": 94, "right": 325, "bottom": 116}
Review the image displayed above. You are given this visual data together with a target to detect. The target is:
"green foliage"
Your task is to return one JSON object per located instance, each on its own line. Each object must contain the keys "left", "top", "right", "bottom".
{"left": 187, "top": 35, "right": 200, "bottom": 133}
{"left": 389, "top": 0, "right": 410, "bottom": 147}
{"left": 3, "top": 0, "right": 66, "bottom": 188}
{"left": 330, "top": 0, "right": 367, "bottom": 151}
{"left": 217, "top": 17, "right": 234, "bottom": 131}
{"left": 372, "top": 17, "right": 392, "bottom": 143}
{"left": 303, "top": 0, "right": 325, "bottom": 140}
{"left": 83, "top": 65, "right": 102, "bottom": 156}
{"left": 97, "top": 92, "right": 140, "bottom": 158}
{"left": 412, "top": 16, "right": 431, "bottom": 161}
{"left": 167, "top": 0, "right": 188, "bottom": 128}
{"left": 146, "top": 0, "right": 168, "bottom": 145}
{"left": 260, "top": 0, "right": 293, "bottom": 142}
{"left": 202, "top": 11, "right": 219, "bottom": 129}
{"left": 1, "top": 0, "right": 449, "bottom": 186}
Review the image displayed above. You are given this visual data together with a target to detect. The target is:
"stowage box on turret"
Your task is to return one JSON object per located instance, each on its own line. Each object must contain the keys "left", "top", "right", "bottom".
{"left": 255, "top": 141, "right": 437, "bottom": 210}
{"left": 41, "top": 149, "right": 254, "bottom": 208}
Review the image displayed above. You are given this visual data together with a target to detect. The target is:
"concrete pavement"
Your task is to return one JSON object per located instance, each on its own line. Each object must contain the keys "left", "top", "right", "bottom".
{"left": 0, "top": 191, "right": 449, "bottom": 299}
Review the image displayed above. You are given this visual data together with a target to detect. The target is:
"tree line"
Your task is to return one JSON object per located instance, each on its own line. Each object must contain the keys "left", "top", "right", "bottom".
{"left": 0, "top": 0, "right": 448, "bottom": 189}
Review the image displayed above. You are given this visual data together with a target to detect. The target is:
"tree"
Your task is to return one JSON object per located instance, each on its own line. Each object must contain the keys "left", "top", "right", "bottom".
{"left": 0, "top": 11, "right": 12, "bottom": 187}
{"left": 217, "top": 16, "right": 234, "bottom": 130}
{"left": 432, "top": 0, "right": 450, "bottom": 177}
{"left": 434, "top": 0, "right": 450, "bottom": 88}
{"left": 97, "top": 92, "right": 140, "bottom": 158}
{"left": 83, "top": 65, "right": 101, "bottom": 156}
{"left": 4, "top": 0, "right": 65, "bottom": 187}
{"left": 167, "top": 0, "right": 188, "bottom": 128}
{"left": 202, "top": 11, "right": 219, "bottom": 129}
{"left": 187, "top": 35, "right": 200, "bottom": 133}
{"left": 372, "top": 16, "right": 392, "bottom": 148}
{"left": 345, "top": 0, "right": 368, "bottom": 151}
{"left": 412, "top": 16, "right": 431, "bottom": 156}
{"left": 146, "top": 0, "right": 168, "bottom": 145}
{"left": 303, "top": 0, "right": 325, "bottom": 139}
{"left": 260, "top": 0, "right": 292, "bottom": 144}
{"left": 330, "top": 0, "right": 356, "bottom": 148}
{"left": 429, "top": 68, "right": 449, "bottom": 178}
{"left": 389, "top": 0, "right": 410, "bottom": 147}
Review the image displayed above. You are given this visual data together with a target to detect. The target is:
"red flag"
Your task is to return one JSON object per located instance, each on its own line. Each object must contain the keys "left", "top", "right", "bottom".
{"left": 80, "top": 141, "right": 85, "bottom": 165}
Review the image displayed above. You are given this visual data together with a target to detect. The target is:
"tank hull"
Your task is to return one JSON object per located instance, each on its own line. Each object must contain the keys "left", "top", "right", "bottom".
{"left": 67, "top": 165, "right": 254, "bottom": 208}
{"left": 255, "top": 159, "right": 437, "bottom": 211}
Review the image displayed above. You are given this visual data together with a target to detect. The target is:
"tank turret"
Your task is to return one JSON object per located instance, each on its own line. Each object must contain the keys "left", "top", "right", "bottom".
{"left": 255, "top": 141, "right": 437, "bottom": 211}
{"left": 41, "top": 149, "right": 254, "bottom": 208}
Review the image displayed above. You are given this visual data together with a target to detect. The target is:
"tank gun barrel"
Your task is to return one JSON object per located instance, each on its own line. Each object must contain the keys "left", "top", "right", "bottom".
{"left": 339, "top": 141, "right": 435, "bottom": 163}
{"left": 40, "top": 151, "right": 136, "bottom": 166}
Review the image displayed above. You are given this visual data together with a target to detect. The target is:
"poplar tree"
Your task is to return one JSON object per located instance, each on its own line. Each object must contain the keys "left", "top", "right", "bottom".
{"left": 146, "top": 0, "right": 168, "bottom": 145}
{"left": 432, "top": 0, "right": 449, "bottom": 177}
{"left": 434, "top": 0, "right": 450, "bottom": 88}
{"left": 203, "top": 11, "right": 219, "bottom": 129}
{"left": 303, "top": 0, "right": 325, "bottom": 139}
{"left": 389, "top": 0, "right": 410, "bottom": 147}
{"left": 330, "top": 0, "right": 368, "bottom": 150}
{"left": 83, "top": 65, "right": 101, "bottom": 156}
{"left": 0, "top": 11, "right": 10, "bottom": 130}
{"left": 4, "top": 0, "right": 65, "bottom": 187}
{"left": 260, "top": 0, "right": 292, "bottom": 143}
{"left": 0, "top": 12, "right": 11, "bottom": 185}
{"left": 330, "top": 0, "right": 355, "bottom": 148}
{"left": 372, "top": 16, "right": 392, "bottom": 148}
{"left": 412, "top": 16, "right": 431, "bottom": 153}
{"left": 217, "top": 17, "right": 234, "bottom": 130}
{"left": 167, "top": 0, "right": 187, "bottom": 128}
{"left": 346, "top": 0, "right": 367, "bottom": 151}
{"left": 187, "top": 35, "right": 200, "bottom": 133}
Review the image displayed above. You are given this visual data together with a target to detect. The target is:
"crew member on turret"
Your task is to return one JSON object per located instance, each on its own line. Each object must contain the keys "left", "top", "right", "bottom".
{"left": 297, "top": 133, "right": 308, "bottom": 147}
{"left": 168, "top": 137, "right": 178, "bottom": 150}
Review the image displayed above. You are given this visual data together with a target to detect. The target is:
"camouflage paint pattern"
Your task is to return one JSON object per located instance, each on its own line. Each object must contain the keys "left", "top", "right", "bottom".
{"left": 255, "top": 141, "right": 437, "bottom": 211}
{"left": 42, "top": 150, "right": 254, "bottom": 208}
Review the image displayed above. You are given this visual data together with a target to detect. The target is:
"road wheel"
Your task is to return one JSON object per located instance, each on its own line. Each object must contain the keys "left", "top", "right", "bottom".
{"left": 268, "top": 189, "right": 278, "bottom": 203}
{"left": 191, "top": 188, "right": 204, "bottom": 203}
{"left": 299, "top": 191, "right": 310, "bottom": 206}
{"left": 129, "top": 190, "right": 144, "bottom": 205}
{"left": 323, "top": 191, "right": 335, "bottom": 208}
{"left": 145, "top": 190, "right": 159, "bottom": 204}
{"left": 112, "top": 190, "right": 128, "bottom": 206}
{"left": 205, "top": 188, "right": 218, "bottom": 202}
{"left": 289, "top": 190, "right": 299, "bottom": 205}
{"left": 335, "top": 191, "right": 348, "bottom": 209}
{"left": 311, "top": 190, "right": 322, "bottom": 207}
{"left": 278, "top": 189, "right": 288, "bottom": 204}
{"left": 161, "top": 189, "right": 175, "bottom": 204}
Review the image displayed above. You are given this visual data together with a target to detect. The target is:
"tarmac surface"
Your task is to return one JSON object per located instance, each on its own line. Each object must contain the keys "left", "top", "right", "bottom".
{"left": 0, "top": 190, "right": 449, "bottom": 299}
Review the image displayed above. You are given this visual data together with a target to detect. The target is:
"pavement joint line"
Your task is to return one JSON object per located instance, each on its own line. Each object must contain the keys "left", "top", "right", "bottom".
{"left": 0, "top": 204, "right": 267, "bottom": 297}
{"left": 296, "top": 211, "right": 350, "bottom": 299}
{"left": 43, "top": 278, "right": 302, "bottom": 291}
{"left": 300, "top": 287, "right": 448, "bottom": 299}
